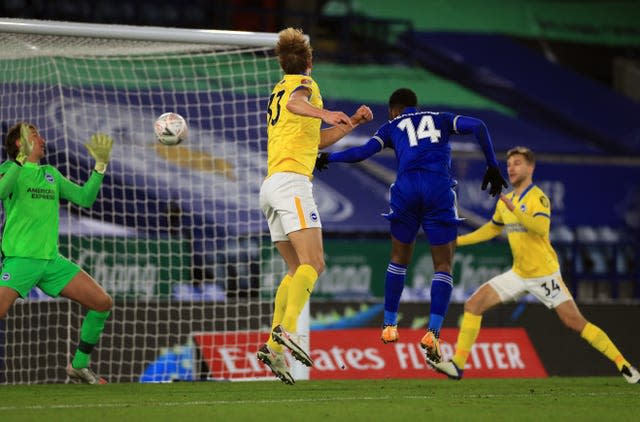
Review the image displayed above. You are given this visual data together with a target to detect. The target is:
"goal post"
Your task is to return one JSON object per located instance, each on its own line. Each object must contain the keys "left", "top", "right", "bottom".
{"left": 0, "top": 18, "right": 309, "bottom": 384}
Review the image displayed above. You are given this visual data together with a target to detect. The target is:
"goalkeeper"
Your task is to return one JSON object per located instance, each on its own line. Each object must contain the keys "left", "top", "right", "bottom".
{"left": 0, "top": 122, "right": 114, "bottom": 384}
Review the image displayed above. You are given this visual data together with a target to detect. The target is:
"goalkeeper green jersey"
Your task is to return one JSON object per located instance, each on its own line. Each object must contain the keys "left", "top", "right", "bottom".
{"left": 0, "top": 161, "right": 104, "bottom": 259}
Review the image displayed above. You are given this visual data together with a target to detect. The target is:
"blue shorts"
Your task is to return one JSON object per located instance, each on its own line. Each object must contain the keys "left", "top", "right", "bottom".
{"left": 383, "top": 172, "right": 462, "bottom": 245}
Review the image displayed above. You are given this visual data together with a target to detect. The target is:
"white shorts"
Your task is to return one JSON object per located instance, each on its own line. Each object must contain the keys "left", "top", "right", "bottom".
{"left": 487, "top": 269, "right": 573, "bottom": 309}
{"left": 259, "top": 172, "right": 322, "bottom": 242}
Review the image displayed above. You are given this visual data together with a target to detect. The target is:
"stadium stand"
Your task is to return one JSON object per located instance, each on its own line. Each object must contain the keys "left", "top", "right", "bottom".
{"left": 401, "top": 32, "right": 640, "bottom": 154}
{"left": 1, "top": 2, "right": 637, "bottom": 302}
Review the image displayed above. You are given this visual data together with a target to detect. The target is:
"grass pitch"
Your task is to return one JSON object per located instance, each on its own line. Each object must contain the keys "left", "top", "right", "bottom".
{"left": 0, "top": 377, "right": 637, "bottom": 421}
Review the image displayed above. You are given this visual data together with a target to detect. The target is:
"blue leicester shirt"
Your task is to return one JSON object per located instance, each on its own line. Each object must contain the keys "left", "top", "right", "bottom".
{"left": 326, "top": 106, "right": 498, "bottom": 175}
{"left": 372, "top": 107, "right": 456, "bottom": 177}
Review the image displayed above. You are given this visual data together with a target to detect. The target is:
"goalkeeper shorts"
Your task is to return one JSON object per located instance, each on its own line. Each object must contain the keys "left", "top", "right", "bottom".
{"left": 259, "top": 172, "right": 322, "bottom": 242}
{"left": 0, "top": 255, "right": 81, "bottom": 298}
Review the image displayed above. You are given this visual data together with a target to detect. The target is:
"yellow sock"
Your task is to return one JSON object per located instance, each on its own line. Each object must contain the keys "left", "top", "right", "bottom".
{"left": 452, "top": 312, "right": 483, "bottom": 369}
{"left": 281, "top": 264, "right": 318, "bottom": 332}
{"left": 267, "top": 274, "right": 292, "bottom": 353}
{"left": 581, "top": 322, "right": 629, "bottom": 371}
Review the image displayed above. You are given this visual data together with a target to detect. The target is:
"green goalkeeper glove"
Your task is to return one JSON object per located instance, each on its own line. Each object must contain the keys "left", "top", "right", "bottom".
{"left": 15, "top": 123, "right": 34, "bottom": 165}
{"left": 84, "top": 133, "right": 113, "bottom": 174}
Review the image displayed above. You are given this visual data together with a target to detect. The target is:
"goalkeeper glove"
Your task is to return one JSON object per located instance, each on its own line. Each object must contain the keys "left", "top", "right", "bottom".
{"left": 84, "top": 133, "right": 113, "bottom": 174}
{"left": 315, "top": 152, "right": 330, "bottom": 172}
{"left": 481, "top": 166, "right": 508, "bottom": 197}
{"left": 15, "top": 123, "right": 34, "bottom": 165}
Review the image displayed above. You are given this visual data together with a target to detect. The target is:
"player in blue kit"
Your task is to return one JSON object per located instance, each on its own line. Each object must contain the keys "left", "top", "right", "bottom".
{"left": 315, "top": 88, "right": 507, "bottom": 363}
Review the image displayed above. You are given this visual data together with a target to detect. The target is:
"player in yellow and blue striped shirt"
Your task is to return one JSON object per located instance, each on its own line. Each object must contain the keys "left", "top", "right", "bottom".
{"left": 430, "top": 146, "right": 639, "bottom": 384}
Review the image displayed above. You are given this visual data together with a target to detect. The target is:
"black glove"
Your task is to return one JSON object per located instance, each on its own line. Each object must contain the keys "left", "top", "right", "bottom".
{"left": 315, "top": 152, "right": 330, "bottom": 172}
{"left": 481, "top": 166, "right": 508, "bottom": 197}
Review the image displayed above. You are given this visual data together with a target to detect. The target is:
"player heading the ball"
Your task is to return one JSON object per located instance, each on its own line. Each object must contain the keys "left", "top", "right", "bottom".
{"left": 257, "top": 27, "right": 373, "bottom": 384}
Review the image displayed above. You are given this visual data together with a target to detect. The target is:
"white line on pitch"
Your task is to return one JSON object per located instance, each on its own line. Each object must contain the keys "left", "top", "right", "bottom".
{"left": 0, "top": 391, "right": 636, "bottom": 411}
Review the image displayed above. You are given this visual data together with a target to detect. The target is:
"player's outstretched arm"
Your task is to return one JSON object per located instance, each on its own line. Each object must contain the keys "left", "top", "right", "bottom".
{"left": 499, "top": 194, "right": 550, "bottom": 236}
{"left": 286, "top": 88, "right": 352, "bottom": 125}
{"left": 457, "top": 221, "right": 503, "bottom": 246}
{"left": 319, "top": 105, "right": 373, "bottom": 149}
{"left": 349, "top": 105, "right": 374, "bottom": 126}
{"left": 286, "top": 88, "right": 360, "bottom": 148}
{"left": 59, "top": 133, "right": 113, "bottom": 207}
{"left": 454, "top": 116, "right": 507, "bottom": 196}
{"left": 315, "top": 137, "right": 383, "bottom": 172}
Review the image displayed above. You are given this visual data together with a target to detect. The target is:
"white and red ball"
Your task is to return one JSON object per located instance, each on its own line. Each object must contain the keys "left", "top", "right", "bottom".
{"left": 154, "top": 112, "right": 188, "bottom": 146}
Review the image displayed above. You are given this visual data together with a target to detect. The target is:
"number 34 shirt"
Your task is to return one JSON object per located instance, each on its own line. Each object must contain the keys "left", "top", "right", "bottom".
{"left": 491, "top": 184, "right": 560, "bottom": 278}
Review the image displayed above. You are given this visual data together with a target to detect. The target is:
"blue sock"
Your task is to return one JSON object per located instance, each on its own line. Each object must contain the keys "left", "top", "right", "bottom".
{"left": 383, "top": 262, "right": 406, "bottom": 326}
{"left": 428, "top": 272, "right": 453, "bottom": 336}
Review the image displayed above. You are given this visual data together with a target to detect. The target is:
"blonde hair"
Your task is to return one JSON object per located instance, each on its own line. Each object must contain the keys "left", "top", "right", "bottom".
{"left": 275, "top": 27, "right": 312, "bottom": 74}
{"left": 507, "top": 146, "right": 535, "bottom": 164}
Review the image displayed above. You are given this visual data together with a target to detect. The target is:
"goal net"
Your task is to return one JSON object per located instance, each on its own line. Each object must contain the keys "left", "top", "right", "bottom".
{"left": 0, "top": 19, "right": 303, "bottom": 384}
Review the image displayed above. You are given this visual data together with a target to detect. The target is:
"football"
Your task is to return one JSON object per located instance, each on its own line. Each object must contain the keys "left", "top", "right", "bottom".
{"left": 154, "top": 112, "right": 188, "bottom": 145}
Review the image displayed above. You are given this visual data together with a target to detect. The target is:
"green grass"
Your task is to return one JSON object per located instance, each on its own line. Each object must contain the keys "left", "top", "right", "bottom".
{"left": 0, "top": 378, "right": 637, "bottom": 421}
